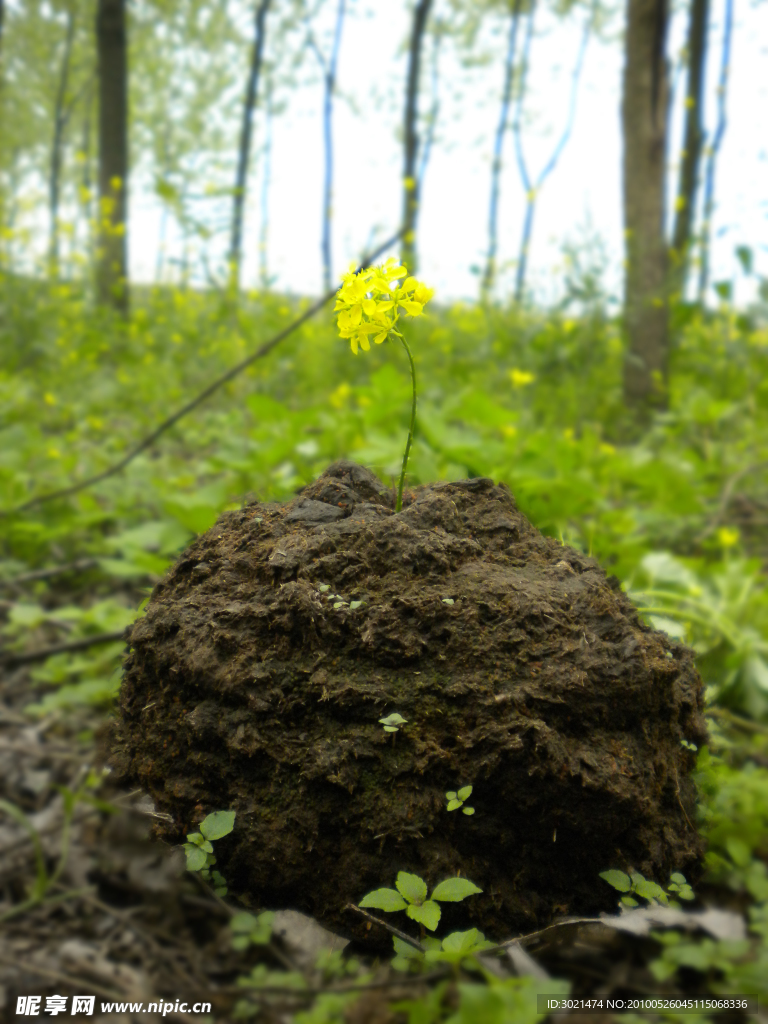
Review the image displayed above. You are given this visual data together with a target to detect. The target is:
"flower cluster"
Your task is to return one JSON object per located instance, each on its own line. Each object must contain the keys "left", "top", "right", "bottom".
{"left": 335, "top": 257, "right": 434, "bottom": 355}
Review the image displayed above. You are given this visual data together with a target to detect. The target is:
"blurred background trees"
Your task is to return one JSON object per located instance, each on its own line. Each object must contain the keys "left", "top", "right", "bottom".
{"left": 0, "top": 0, "right": 753, "bottom": 420}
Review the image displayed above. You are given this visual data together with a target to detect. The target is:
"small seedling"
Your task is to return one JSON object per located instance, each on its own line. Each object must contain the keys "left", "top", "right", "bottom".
{"left": 599, "top": 868, "right": 695, "bottom": 909}
{"left": 230, "top": 910, "right": 275, "bottom": 951}
{"left": 379, "top": 713, "right": 407, "bottom": 734}
{"left": 391, "top": 927, "right": 494, "bottom": 972}
{"left": 359, "top": 869, "right": 482, "bottom": 932}
{"left": 445, "top": 785, "right": 475, "bottom": 815}
{"left": 183, "top": 809, "right": 235, "bottom": 897}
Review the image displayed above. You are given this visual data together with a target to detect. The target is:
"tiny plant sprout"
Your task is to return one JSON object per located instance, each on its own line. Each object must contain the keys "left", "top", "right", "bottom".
{"left": 445, "top": 785, "right": 475, "bottom": 815}
{"left": 599, "top": 868, "right": 695, "bottom": 910}
{"left": 379, "top": 712, "right": 407, "bottom": 733}
{"left": 359, "top": 870, "right": 482, "bottom": 932}
{"left": 183, "top": 809, "right": 235, "bottom": 897}
{"left": 334, "top": 256, "right": 434, "bottom": 512}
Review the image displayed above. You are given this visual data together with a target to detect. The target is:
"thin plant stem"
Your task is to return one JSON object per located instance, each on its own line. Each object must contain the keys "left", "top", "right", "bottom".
{"left": 396, "top": 332, "right": 417, "bottom": 513}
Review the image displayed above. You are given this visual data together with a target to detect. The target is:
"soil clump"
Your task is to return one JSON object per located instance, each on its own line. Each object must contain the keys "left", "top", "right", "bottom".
{"left": 111, "top": 460, "right": 707, "bottom": 945}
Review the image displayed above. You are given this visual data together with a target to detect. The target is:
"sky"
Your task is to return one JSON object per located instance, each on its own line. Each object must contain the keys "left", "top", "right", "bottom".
{"left": 130, "top": 0, "right": 768, "bottom": 309}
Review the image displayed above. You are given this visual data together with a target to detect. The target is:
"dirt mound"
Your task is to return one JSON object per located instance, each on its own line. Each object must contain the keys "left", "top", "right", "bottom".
{"left": 111, "top": 460, "right": 707, "bottom": 944}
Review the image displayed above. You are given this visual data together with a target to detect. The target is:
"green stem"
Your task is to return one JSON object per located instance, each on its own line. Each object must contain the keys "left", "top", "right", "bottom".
{"left": 396, "top": 332, "right": 417, "bottom": 513}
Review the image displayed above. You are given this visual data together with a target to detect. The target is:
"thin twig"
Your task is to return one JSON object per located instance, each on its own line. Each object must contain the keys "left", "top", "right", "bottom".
{"left": 693, "top": 460, "right": 768, "bottom": 544}
{"left": 0, "top": 628, "right": 127, "bottom": 666}
{"left": 345, "top": 902, "right": 425, "bottom": 952}
{"left": 0, "top": 558, "right": 100, "bottom": 588}
{"left": 234, "top": 969, "right": 448, "bottom": 999}
{"left": 707, "top": 706, "right": 768, "bottom": 736}
{"left": 1, "top": 229, "right": 404, "bottom": 517}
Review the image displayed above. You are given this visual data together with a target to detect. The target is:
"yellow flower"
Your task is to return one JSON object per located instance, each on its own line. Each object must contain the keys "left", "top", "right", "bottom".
{"left": 509, "top": 369, "right": 535, "bottom": 388}
{"left": 329, "top": 382, "right": 352, "bottom": 409}
{"left": 335, "top": 259, "right": 432, "bottom": 355}
{"left": 716, "top": 526, "right": 740, "bottom": 549}
{"left": 44, "top": 392, "right": 56, "bottom": 406}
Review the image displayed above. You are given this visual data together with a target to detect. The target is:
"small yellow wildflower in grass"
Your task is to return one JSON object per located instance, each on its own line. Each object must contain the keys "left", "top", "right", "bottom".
{"left": 717, "top": 526, "right": 740, "bottom": 549}
{"left": 43, "top": 393, "right": 56, "bottom": 406}
{"left": 509, "top": 368, "right": 535, "bottom": 388}
{"left": 334, "top": 257, "right": 434, "bottom": 512}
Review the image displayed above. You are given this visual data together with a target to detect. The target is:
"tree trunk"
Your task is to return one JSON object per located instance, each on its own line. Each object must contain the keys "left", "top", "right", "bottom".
{"left": 670, "top": 0, "right": 709, "bottom": 299}
{"left": 401, "top": 0, "right": 433, "bottom": 274}
{"left": 96, "top": 0, "right": 129, "bottom": 314}
{"left": 697, "top": 0, "right": 733, "bottom": 301}
{"left": 50, "top": 8, "right": 76, "bottom": 275}
{"left": 230, "top": 0, "right": 270, "bottom": 293}
{"left": 482, "top": 0, "right": 523, "bottom": 301}
{"left": 621, "top": 0, "right": 670, "bottom": 413}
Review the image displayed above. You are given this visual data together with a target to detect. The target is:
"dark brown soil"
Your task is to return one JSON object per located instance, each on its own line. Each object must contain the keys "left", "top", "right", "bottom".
{"left": 110, "top": 461, "right": 707, "bottom": 946}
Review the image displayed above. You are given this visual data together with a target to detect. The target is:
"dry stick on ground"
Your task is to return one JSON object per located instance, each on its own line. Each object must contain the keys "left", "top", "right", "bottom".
{"left": 0, "top": 628, "right": 127, "bottom": 666}
{"left": 1, "top": 229, "right": 404, "bottom": 519}
{"left": 345, "top": 902, "right": 426, "bottom": 952}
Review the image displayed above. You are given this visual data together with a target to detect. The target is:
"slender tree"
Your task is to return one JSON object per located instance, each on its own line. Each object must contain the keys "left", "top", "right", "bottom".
{"left": 669, "top": 0, "right": 709, "bottom": 299}
{"left": 49, "top": 6, "right": 76, "bottom": 274}
{"left": 621, "top": 0, "right": 670, "bottom": 413}
{"left": 230, "top": 0, "right": 271, "bottom": 292}
{"left": 698, "top": 0, "right": 733, "bottom": 301}
{"left": 259, "top": 75, "right": 274, "bottom": 290}
{"left": 512, "top": 0, "right": 592, "bottom": 302}
{"left": 401, "top": 0, "right": 433, "bottom": 273}
{"left": 305, "top": 0, "right": 346, "bottom": 292}
{"left": 481, "top": 0, "right": 523, "bottom": 301}
{"left": 96, "top": 0, "right": 129, "bottom": 313}
{"left": 416, "top": 19, "right": 444, "bottom": 197}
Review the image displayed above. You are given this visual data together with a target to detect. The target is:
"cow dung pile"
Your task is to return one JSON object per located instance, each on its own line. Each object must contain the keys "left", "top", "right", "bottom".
{"left": 110, "top": 460, "right": 706, "bottom": 945}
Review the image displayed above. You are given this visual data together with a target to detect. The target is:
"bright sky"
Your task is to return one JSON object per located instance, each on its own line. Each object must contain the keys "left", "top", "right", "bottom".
{"left": 129, "top": 0, "right": 768, "bottom": 309}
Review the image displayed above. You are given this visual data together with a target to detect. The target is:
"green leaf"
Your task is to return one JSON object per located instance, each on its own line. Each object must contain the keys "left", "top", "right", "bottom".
{"left": 392, "top": 936, "right": 424, "bottom": 960}
{"left": 736, "top": 245, "right": 753, "bottom": 275}
{"left": 632, "top": 875, "right": 666, "bottom": 902}
{"left": 184, "top": 845, "right": 207, "bottom": 872}
{"left": 431, "top": 877, "right": 482, "bottom": 902}
{"left": 407, "top": 900, "right": 441, "bottom": 931}
{"left": 396, "top": 871, "right": 428, "bottom": 905}
{"left": 446, "top": 799, "right": 462, "bottom": 811}
{"left": 621, "top": 896, "right": 639, "bottom": 907}
{"left": 231, "top": 935, "right": 250, "bottom": 951}
{"left": 445, "top": 791, "right": 457, "bottom": 800}
{"left": 379, "top": 713, "right": 407, "bottom": 729}
{"left": 359, "top": 887, "right": 408, "bottom": 912}
{"left": 599, "top": 869, "right": 632, "bottom": 893}
{"left": 462, "top": 806, "right": 475, "bottom": 816}
{"left": 200, "top": 810, "right": 235, "bottom": 841}
{"left": 669, "top": 872, "right": 687, "bottom": 885}
{"left": 442, "top": 928, "right": 485, "bottom": 954}
{"left": 349, "top": 600, "right": 364, "bottom": 610}
{"left": 725, "top": 836, "right": 752, "bottom": 868}
{"left": 231, "top": 912, "right": 260, "bottom": 934}
{"left": 457, "top": 786, "right": 473, "bottom": 801}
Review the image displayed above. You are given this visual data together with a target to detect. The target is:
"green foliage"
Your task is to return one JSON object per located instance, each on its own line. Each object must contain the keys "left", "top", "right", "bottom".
{"left": 445, "top": 784, "right": 474, "bottom": 815}
{"left": 379, "top": 712, "right": 407, "bottom": 733}
{"left": 359, "top": 870, "right": 482, "bottom": 931}
{"left": 183, "top": 809, "right": 235, "bottom": 896}
{"left": 599, "top": 868, "right": 695, "bottom": 909}
{"left": 230, "top": 910, "right": 275, "bottom": 951}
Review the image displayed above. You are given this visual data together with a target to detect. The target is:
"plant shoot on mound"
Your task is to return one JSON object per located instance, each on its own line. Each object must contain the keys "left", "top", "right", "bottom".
{"left": 334, "top": 257, "right": 434, "bottom": 512}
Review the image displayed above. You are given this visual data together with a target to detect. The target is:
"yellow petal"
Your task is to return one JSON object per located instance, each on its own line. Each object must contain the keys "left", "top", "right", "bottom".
{"left": 374, "top": 331, "right": 388, "bottom": 344}
{"left": 402, "top": 276, "right": 419, "bottom": 293}
{"left": 358, "top": 334, "right": 371, "bottom": 352}
{"left": 399, "top": 300, "right": 423, "bottom": 316}
{"left": 362, "top": 298, "right": 377, "bottom": 316}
